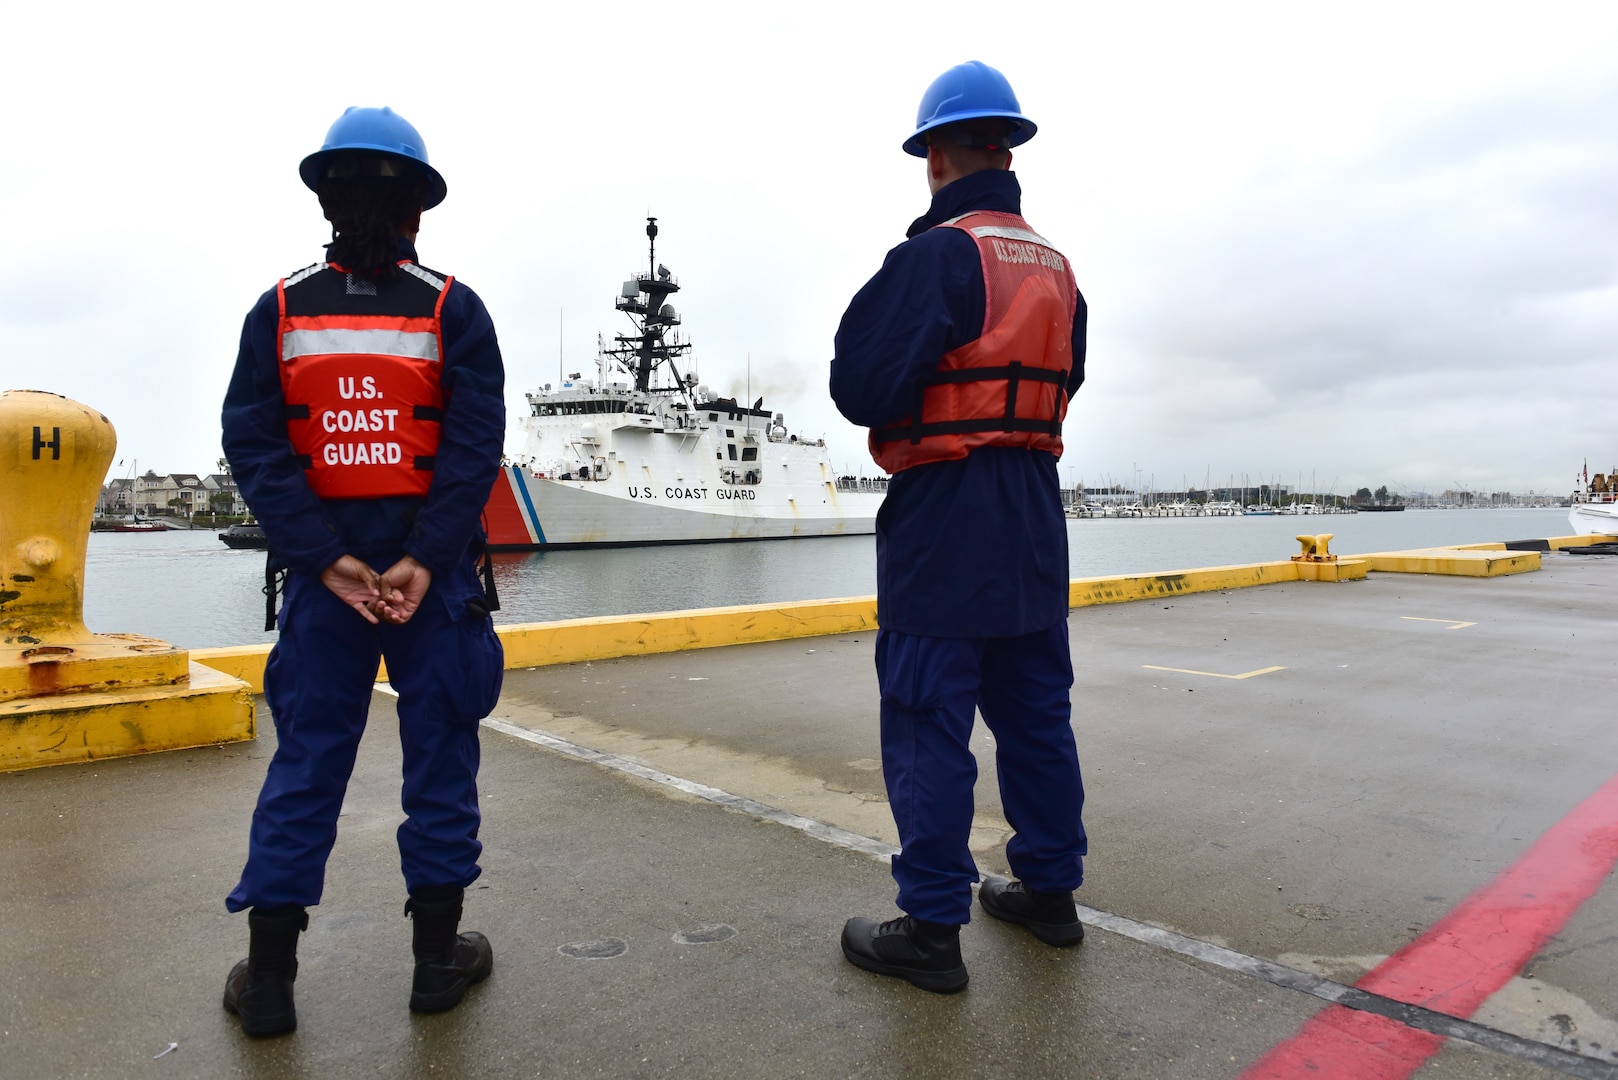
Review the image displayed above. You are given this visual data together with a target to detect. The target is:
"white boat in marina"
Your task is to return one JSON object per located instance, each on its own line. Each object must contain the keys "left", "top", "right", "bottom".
{"left": 483, "top": 219, "right": 885, "bottom": 549}
{"left": 1568, "top": 465, "right": 1618, "bottom": 536}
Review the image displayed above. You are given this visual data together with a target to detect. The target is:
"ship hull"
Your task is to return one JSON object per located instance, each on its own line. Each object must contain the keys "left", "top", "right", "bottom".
{"left": 1568, "top": 500, "right": 1618, "bottom": 536}
{"left": 485, "top": 464, "right": 881, "bottom": 550}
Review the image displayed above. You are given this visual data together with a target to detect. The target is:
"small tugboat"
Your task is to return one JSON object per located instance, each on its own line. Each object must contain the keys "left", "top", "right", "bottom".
{"left": 1569, "top": 464, "right": 1618, "bottom": 535}
{"left": 218, "top": 521, "right": 268, "bottom": 550}
{"left": 483, "top": 218, "right": 885, "bottom": 549}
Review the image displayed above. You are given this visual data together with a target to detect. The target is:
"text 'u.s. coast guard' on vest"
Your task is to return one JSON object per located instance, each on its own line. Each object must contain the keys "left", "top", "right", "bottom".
{"left": 276, "top": 262, "right": 452, "bottom": 499}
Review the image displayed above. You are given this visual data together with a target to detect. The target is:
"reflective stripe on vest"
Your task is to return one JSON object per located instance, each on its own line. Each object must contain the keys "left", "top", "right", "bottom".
{"left": 276, "top": 262, "right": 452, "bottom": 499}
{"left": 281, "top": 320, "right": 441, "bottom": 363}
{"left": 869, "top": 211, "right": 1078, "bottom": 474}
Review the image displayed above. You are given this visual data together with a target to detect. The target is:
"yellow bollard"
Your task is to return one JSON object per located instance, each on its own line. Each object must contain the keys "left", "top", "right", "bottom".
{"left": 0, "top": 390, "right": 253, "bottom": 770}
{"left": 0, "top": 391, "right": 186, "bottom": 699}
{"left": 0, "top": 391, "right": 113, "bottom": 643}
{"left": 1291, "top": 533, "right": 1336, "bottom": 562}
{"left": 1288, "top": 531, "right": 1368, "bottom": 582}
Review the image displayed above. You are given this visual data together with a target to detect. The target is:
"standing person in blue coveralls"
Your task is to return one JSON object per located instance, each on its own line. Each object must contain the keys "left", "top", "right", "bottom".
{"left": 219, "top": 107, "right": 506, "bottom": 1035}
{"left": 831, "top": 61, "right": 1089, "bottom": 993}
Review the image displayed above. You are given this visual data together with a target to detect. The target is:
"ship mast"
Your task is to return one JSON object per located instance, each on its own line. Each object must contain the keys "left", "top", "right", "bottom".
{"left": 603, "top": 216, "right": 694, "bottom": 396}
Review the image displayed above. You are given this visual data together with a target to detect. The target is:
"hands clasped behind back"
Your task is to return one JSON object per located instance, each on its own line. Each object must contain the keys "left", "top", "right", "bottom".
{"left": 319, "top": 554, "right": 434, "bottom": 625}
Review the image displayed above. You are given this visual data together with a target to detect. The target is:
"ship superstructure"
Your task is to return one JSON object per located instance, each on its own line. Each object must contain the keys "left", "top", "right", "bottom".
{"left": 1569, "top": 464, "right": 1618, "bottom": 536}
{"left": 483, "top": 219, "right": 885, "bottom": 549}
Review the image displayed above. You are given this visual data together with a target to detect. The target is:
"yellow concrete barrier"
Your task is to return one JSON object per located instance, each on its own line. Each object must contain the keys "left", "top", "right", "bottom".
{"left": 1, "top": 664, "right": 254, "bottom": 772}
{"left": 1067, "top": 559, "right": 1368, "bottom": 608}
{"left": 1352, "top": 548, "right": 1540, "bottom": 577}
{"left": 195, "top": 597, "right": 881, "bottom": 694}
{"left": 1073, "top": 561, "right": 1289, "bottom": 608}
{"left": 495, "top": 597, "right": 880, "bottom": 668}
{"left": 191, "top": 645, "right": 275, "bottom": 695}
{"left": 1451, "top": 535, "right": 1615, "bottom": 553}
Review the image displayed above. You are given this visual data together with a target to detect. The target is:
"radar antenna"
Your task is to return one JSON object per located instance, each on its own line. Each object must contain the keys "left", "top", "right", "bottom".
{"left": 602, "top": 216, "right": 694, "bottom": 396}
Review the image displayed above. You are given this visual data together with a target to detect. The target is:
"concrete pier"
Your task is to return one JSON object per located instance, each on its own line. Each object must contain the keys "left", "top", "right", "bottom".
{"left": 2, "top": 551, "right": 1616, "bottom": 1078}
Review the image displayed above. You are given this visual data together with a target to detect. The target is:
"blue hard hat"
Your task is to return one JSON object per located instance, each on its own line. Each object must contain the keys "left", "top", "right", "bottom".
{"left": 902, "top": 61, "right": 1037, "bottom": 158}
{"left": 298, "top": 106, "right": 448, "bottom": 210}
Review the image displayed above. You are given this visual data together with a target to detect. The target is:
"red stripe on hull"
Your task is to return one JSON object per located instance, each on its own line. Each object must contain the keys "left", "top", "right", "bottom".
{"left": 482, "top": 470, "right": 534, "bottom": 547}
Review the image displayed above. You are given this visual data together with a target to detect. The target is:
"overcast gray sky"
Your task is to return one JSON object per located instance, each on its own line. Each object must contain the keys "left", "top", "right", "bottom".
{"left": 3, "top": 1, "right": 1613, "bottom": 499}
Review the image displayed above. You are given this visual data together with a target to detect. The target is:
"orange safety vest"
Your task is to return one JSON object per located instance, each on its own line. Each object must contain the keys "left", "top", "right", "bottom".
{"left": 277, "top": 261, "right": 451, "bottom": 499}
{"left": 869, "top": 211, "right": 1077, "bottom": 474}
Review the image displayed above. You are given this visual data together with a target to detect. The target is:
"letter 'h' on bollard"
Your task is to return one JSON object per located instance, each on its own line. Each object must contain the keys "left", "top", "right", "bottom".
{"left": 0, "top": 389, "right": 254, "bottom": 771}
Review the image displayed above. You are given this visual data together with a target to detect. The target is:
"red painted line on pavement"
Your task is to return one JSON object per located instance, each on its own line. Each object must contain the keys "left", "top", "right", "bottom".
{"left": 1242, "top": 770, "right": 1618, "bottom": 1079}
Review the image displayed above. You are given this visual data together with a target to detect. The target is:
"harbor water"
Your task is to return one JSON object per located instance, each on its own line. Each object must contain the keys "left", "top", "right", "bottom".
{"left": 83, "top": 507, "right": 1575, "bottom": 650}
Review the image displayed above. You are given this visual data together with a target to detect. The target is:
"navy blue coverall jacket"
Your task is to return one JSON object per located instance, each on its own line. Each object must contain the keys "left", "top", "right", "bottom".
{"left": 222, "top": 240, "right": 506, "bottom": 912}
{"left": 830, "top": 169, "right": 1087, "bottom": 638}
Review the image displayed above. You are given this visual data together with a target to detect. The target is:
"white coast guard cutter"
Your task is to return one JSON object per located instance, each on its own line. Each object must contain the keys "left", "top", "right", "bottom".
{"left": 482, "top": 219, "right": 885, "bottom": 549}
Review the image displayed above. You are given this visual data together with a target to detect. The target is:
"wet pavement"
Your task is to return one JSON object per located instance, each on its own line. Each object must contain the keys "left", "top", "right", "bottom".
{"left": 2, "top": 553, "right": 1616, "bottom": 1079}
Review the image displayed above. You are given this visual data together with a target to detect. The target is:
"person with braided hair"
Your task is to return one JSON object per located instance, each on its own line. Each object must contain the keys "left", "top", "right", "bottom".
{"left": 219, "top": 107, "right": 506, "bottom": 1035}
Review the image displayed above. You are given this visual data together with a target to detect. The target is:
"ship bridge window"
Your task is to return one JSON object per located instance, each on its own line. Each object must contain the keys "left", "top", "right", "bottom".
{"left": 727, "top": 445, "right": 737, "bottom": 460}
{"left": 725, "top": 429, "right": 734, "bottom": 438}
{"left": 709, "top": 413, "right": 719, "bottom": 421}
{"left": 741, "top": 446, "right": 759, "bottom": 462}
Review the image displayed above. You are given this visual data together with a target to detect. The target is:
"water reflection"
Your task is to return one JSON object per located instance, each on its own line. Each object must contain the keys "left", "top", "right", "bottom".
{"left": 488, "top": 535, "right": 878, "bottom": 626}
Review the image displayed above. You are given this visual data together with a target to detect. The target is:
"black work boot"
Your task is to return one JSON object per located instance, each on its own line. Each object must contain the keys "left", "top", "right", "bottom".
{"left": 841, "top": 915, "right": 968, "bottom": 994}
{"left": 405, "top": 886, "right": 493, "bottom": 1013}
{"left": 978, "top": 875, "right": 1086, "bottom": 946}
{"left": 223, "top": 905, "right": 308, "bottom": 1036}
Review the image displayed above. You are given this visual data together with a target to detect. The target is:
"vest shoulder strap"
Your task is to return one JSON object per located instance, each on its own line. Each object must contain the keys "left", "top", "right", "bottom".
{"left": 400, "top": 262, "right": 448, "bottom": 291}
{"left": 282, "top": 263, "right": 328, "bottom": 288}
{"left": 937, "top": 212, "right": 1056, "bottom": 251}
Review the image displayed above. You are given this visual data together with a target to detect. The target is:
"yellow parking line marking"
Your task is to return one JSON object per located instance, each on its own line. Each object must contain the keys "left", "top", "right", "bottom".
{"left": 1400, "top": 617, "right": 1476, "bottom": 630}
{"left": 1141, "top": 665, "right": 1286, "bottom": 680}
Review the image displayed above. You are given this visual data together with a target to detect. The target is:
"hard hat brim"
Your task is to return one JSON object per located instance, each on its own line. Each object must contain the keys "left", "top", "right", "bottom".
{"left": 298, "top": 146, "right": 448, "bottom": 210}
{"left": 902, "top": 112, "right": 1036, "bottom": 158}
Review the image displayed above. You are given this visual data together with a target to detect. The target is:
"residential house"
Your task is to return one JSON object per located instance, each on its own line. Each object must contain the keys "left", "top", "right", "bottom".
{"left": 133, "top": 470, "right": 174, "bottom": 517}
{"left": 100, "top": 476, "right": 135, "bottom": 516}
{"left": 202, "top": 473, "right": 244, "bottom": 515}
{"left": 166, "top": 474, "right": 205, "bottom": 517}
